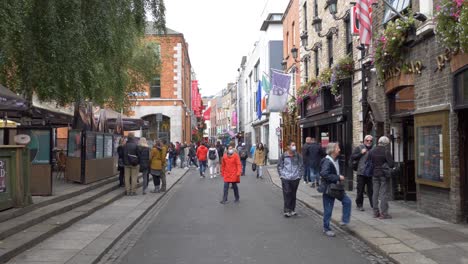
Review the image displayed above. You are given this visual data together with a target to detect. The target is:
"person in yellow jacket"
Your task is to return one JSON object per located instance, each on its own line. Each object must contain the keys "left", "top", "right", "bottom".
{"left": 254, "top": 143, "right": 266, "bottom": 178}
{"left": 150, "top": 140, "right": 167, "bottom": 193}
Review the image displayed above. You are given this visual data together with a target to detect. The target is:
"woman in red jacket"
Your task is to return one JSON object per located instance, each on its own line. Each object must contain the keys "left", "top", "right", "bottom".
{"left": 220, "top": 145, "right": 242, "bottom": 204}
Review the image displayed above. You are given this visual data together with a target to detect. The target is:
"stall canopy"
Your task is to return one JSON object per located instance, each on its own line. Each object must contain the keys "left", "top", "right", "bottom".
{"left": 0, "top": 84, "right": 28, "bottom": 111}
{"left": 97, "top": 108, "right": 149, "bottom": 132}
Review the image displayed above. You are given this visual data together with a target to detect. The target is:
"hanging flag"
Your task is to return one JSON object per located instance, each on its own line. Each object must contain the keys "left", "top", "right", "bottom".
{"left": 203, "top": 107, "right": 211, "bottom": 121}
{"left": 357, "top": 0, "right": 372, "bottom": 46}
{"left": 268, "top": 70, "right": 291, "bottom": 112}
{"left": 261, "top": 96, "right": 267, "bottom": 112}
{"left": 262, "top": 74, "right": 271, "bottom": 94}
{"left": 256, "top": 80, "right": 262, "bottom": 120}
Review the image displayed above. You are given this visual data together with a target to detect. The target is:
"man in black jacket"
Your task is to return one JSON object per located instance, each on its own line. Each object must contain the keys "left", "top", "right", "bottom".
{"left": 302, "top": 137, "right": 325, "bottom": 188}
{"left": 350, "top": 135, "right": 374, "bottom": 211}
{"left": 123, "top": 132, "right": 140, "bottom": 196}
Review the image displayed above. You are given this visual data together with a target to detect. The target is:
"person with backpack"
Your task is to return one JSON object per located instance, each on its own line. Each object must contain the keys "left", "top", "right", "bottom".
{"left": 138, "top": 138, "right": 150, "bottom": 195}
{"left": 196, "top": 142, "right": 209, "bottom": 178}
{"left": 150, "top": 140, "right": 166, "bottom": 193}
{"left": 208, "top": 143, "right": 219, "bottom": 178}
{"left": 254, "top": 143, "right": 266, "bottom": 178}
{"left": 123, "top": 133, "right": 140, "bottom": 196}
{"left": 220, "top": 145, "right": 242, "bottom": 204}
{"left": 368, "top": 136, "right": 395, "bottom": 219}
{"left": 350, "top": 135, "right": 374, "bottom": 211}
{"left": 238, "top": 143, "right": 248, "bottom": 176}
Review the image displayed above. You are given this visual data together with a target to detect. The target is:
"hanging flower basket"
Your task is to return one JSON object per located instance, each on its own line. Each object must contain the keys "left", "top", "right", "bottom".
{"left": 435, "top": 0, "right": 468, "bottom": 52}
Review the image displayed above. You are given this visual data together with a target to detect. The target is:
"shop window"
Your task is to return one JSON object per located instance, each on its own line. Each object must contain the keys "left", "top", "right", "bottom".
{"left": 454, "top": 69, "right": 468, "bottom": 109}
{"left": 150, "top": 77, "right": 161, "bottom": 98}
{"left": 415, "top": 111, "right": 450, "bottom": 188}
{"left": 389, "top": 86, "right": 415, "bottom": 115}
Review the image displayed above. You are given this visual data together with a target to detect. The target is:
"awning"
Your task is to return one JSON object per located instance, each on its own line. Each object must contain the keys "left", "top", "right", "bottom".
{"left": 0, "top": 84, "right": 28, "bottom": 111}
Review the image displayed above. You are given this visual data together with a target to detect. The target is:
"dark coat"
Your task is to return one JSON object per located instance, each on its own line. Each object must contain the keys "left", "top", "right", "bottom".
{"left": 318, "top": 157, "right": 340, "bottom": 192}
{"left": 138, "top": 146, "right": 150, "bottom": 172}
{"left": 350, "top": 144, "right": 372, "bottom": 175}
{"left": 117, "top": 145, "right": 124, "bottom": 169}
{"left": 123, "top": 138, "right": 139, "bottom": 166}
{"left": 368, "top": 146, "right": 394, "bottom": 178}
{"left": 303, "top": 142, "right": 325, "bottom": 168}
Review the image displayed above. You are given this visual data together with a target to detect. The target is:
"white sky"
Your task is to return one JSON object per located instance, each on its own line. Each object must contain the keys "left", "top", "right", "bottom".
{"left": 164, "top": 0, "right": 268, "bottom": 97}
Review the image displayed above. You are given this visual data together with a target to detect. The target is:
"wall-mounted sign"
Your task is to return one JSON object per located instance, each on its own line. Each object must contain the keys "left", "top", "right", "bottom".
{"left": 384, "top": 60, "right": 423, "bottom": 81}
{"left": 305, "top": 93, "right": 325, "bottom": 116}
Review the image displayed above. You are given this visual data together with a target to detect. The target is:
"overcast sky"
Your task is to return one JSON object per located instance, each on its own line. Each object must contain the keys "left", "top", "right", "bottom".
{"left": 164, "top": 0, "right": 269, "bottom": 97}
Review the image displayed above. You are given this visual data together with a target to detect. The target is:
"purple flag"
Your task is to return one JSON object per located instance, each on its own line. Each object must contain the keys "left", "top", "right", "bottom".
{"left": 268, "top": 70, "right": 291, "bottom": 112}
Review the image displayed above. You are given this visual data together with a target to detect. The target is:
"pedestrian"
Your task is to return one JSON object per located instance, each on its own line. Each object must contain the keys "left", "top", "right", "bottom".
{"left": 254, "top": 143, "right": 266, "bottom": 178}
{"left": 350, "top": 135, "right": 374, "bottom": 211}
{"left": 175, "top": 141, "right": 180, "bottom": 167}
{"left": 220, "top": 145, "right": 242, "bottom": 204}
{"left": 138, "top": 137, "right": 150, "bottom": 195}
{"left": 302, "top": 137, "right": 325, "bottom": 188}
{"left": 167, "top": 143, "right": 175, "bottom": 174}
{"left": 150, "top": 140, "right": 166, "bottom": 193}
{"left": 196, "top": 142, "right": 209, "bottom": 178}
{"left": 216, "top": 141, "right": 225, "bottom": 174}
{"left": 319, "top": 142, "right": 352, "bottom": 237}
{"left": 250, "top": 144, "right": 256, "bottom": 158}
{"left": 188, "top": 144, "right": 198, "bottom": 168}
{"left": 368, "top": 136, "right": 395, "bottom": 219}
{"left": 277, "top": 141, "right": 303, "bottom": 217}
{"left": 122, "top": 133, "right": 140, "bottom": 196}
{"left": 179, "top": 142, "right": 186, "bottom": 168}
{"left": 238, "top": 143, "right": 248, "bottom": 176}
{"left": 184, "top": 142, "right": 190, "bottom": 168}
{"left": 264, "top": 143, "right": 269, "bottom": 165}
{"left": 208, "top": 143, "right": 219, "bottom": 178}
{"left": 117, "top": 137, "right": 126, "bottom": 187}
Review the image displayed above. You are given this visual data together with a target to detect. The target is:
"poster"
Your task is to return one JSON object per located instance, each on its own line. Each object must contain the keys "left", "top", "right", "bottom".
{"left": 0, "top": 159, "right": 6, "bottom": 193}
{"left": 19, "top": 129, "right": 51, "bottom": 164}
{"left": 321, "top": 132, "right": 329, "bottom": 148}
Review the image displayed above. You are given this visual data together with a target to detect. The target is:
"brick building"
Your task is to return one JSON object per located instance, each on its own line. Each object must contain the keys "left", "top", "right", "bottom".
{"left": 360, "top": 1, "right": 468, "bottom": 223}
{"left": 129, "top": 24, "right": 193, "bottom": 144}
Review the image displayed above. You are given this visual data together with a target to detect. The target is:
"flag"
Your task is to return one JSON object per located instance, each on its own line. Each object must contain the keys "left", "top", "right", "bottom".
{"left": 256, "top": 80, "right": 262, "bottom": 120}
{"left": 261, "top": 96, "right": 267, "bottom": 112}
{"left": 262, "top": 74, "right": 271, "bottom": 94}
{"left": 268, "top": 70, "right": 291, "bottom": 112}
{"left": 357, "top": 0, "right": 372, "bottom": 46}
{"left": 203, "top": 107, "right": 211, "bottom": 121}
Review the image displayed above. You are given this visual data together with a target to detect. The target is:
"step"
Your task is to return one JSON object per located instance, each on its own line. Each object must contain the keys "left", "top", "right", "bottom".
{"left": 0, "top": 179, "right": 120, "bottom": 241}
{"left": 0, "top": 188, "right": 126, "bottom": 263}
{"left": 0, "top": 175, "right": 119, "bottom": 224}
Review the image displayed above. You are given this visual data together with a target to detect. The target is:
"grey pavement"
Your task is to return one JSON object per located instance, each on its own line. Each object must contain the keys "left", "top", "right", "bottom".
{"left": 111, "top": 164, "right": 391, "bottom": 264}
{"left": 267, "top": 166, "right": 468, "bottom": 264}
{"left": 6, "top": 167, "right": 189, "bottom": 264}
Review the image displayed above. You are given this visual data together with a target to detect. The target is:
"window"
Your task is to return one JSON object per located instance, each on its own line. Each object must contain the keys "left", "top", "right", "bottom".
{"left": 254, "top": 61, "right": 260, "bottom": 82}
{"left": 304, "top": 58, "right": 309, "bottom": 82}
{"left": 419, "top": 0, "right": 433, "bottom": 18}
{"left": 303, "top": 2, "right": 308, "bottom": 31}
{"left": 292, "top": 22, "right": 296, "bottom": 47}
{"left": 150, "top": 77, "right": 161, "bottom": 98}
{"left": 314, "top": 0, "right": 318, "bottom": 17}
{"left": 345, "top": 19, "right": 353, "bottom": 55}
{"left": 291, "top": 67, "right": 296, "bottom": 96}
{"left": 454, "top": 69, "right": 468, "bottom": 109}
{"left": 314, "top": 50, "right": 319, "bottom": 77}
{"left": 415, "top": 111, "right": 450, "bottom": 188}
{"left": 327, "top": 36, "right": 333, "bottom": 67}
{"left": 286, "top": 32, "right": 289, "bottom": 54}
{"left": 384, "top": 0, "right": 410, "bottom": 23}
{"left": 389, "top": 86, "right": 415, "bottom": 115}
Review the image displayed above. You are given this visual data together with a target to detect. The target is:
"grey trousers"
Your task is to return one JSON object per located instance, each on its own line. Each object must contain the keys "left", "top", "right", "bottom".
{"left": 372, "top": 176, "right": 390, "bottom": 215}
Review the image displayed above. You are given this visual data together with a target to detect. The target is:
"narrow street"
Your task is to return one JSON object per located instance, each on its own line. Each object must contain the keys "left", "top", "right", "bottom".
{"left": 102, "top": 165, "right": 391, "bottom": 264}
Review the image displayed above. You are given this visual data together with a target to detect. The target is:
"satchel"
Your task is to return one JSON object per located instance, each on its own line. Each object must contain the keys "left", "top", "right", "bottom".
{"left": 326, "top": 182, "right": 345, "bottom": 201}
{"left": 150, "top": 169, "right": 162, "bottom": 176}
{"left": 252, "top": 163, "right": 257, "bottom": 171}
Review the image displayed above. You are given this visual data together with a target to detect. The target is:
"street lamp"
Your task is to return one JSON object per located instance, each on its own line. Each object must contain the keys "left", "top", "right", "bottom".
{"left": 281, "top": 60, "right": 287, "bottom": 71}
{"left": 326, "top": 0, "right": 350, "bottom": 20}
{"left": 291, "top": 46, "right": 298, "bottom": 61}
{"left": 312, "top": 17, "right": 322, "bottom": 33}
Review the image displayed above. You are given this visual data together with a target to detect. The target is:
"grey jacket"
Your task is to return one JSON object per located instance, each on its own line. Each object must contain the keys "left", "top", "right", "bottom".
{"left": 277, "top": 151, "right": 304, "bottom": 180}
{"left": 351, "top": 144, "right": 372, "bottom": 176}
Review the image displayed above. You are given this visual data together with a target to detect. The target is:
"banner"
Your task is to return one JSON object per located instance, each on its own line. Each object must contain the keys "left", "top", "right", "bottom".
{"left": 256, "top": 81, "right": 262, "bottom": 120}
{"left": 268, "top": 70, "right": 291, "bottom": 112}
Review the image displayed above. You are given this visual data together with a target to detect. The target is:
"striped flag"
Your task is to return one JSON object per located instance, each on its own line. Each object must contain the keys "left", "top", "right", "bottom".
{"left": 357, "top": 0, "right": 372, "bottom": 46}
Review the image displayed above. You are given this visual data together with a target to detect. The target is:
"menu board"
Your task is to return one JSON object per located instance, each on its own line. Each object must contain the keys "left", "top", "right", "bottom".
{"left": 68, "top": 130, "right": 82, "bottom": 158}
{"left": 0, "top": 159, "right": 6, "bottom": 193}
{"left": 96, "top": 134, "right": 104, "bottom": 159}
{"left": 86, "top": 133, "right": 96, "bottom": 160}
{"left": 104, "top": 135, "right": 113, "bottom": 157}
{"left": 417, "top": 125, "right": 443, "bottom": 182}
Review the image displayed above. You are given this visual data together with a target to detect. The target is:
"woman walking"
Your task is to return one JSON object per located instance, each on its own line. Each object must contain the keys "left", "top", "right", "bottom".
{"left": 208, "top": 143, "right": 219, "bottom": 178}
{"left": 220, "top": 145, "right": 242, "bottom": 204}
{"left": 254, "top": 143, "right": 266, "bottom": 178}
{"left": 368, "top": 136, "right": 395, "bottom": 219}
{"left": 319, "top": 142, "right": 352, "bottom": 237}
{"left": 277, "top": 141, "right": 303, "bottom": 217}
{"left": 138, "top": 138, "right": 150, "bottom": 195}
{"left": 150, "top": 141, "right": 166, "bottom": 193}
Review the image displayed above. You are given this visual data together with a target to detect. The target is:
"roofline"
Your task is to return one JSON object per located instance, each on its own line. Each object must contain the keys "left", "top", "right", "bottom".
{"left": 282, "top": 0, "right": 294, "bottom": 23}
{"left": 260, "top": 13, "right": 283, "bottom": 31}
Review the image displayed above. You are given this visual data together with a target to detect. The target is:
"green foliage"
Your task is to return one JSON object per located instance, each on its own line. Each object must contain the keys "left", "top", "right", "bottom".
{"left": 435, "top": 0, "right": 468, "bottom": 52}
{"left": 318, "top": 68, "right": 333, "bottom": 84}
{"left": 0, "top": 0, "right": 165, "bottom": 110}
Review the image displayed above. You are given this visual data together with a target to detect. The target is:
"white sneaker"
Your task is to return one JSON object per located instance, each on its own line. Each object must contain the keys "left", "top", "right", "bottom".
{"left": 324, "top": 230, "right": 336, "bottom": 237}
{"left": 210, "top": 175, "right": 213, "bottom": 179}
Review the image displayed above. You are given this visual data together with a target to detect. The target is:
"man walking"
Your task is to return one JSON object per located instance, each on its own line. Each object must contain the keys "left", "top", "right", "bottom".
{"left": 238, "top": 143, "right": 248, "bottom": 176}
{"left": 123, "top": 132, "right": 140, "bottom": 196}
{"left": 350, "top": 135, "right": 374, "bottom": 211}
{"left": 302, "top": 137, "right": 324, "bottom": 187}
{"left": 196, "top": 142, "right": 208, "bottom": 178}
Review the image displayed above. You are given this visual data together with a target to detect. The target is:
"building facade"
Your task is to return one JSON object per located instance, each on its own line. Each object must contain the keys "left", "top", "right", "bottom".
{"left": 129, "top": 25, "right": 193, "bottom": 144}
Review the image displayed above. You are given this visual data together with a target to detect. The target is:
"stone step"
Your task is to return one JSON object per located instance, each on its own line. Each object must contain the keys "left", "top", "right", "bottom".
{"left": 0, "top": 178, "right": 120, "bottom": 242}
{"left": 0, "top": 175, "right": 119, "bottom": 224}
{"left": 0, "top": 187, "right": 126, "bottom": 263}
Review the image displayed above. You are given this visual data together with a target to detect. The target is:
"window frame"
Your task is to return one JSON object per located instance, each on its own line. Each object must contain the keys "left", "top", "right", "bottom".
{"left": 150, "top": 77, "right": 161, "bottom": 98}
{"left": 303, "top": 2, "right": 308, "bottom": 32}
{"left": 314, "top": 49, "right": 320, "bottom": 77}
{"left": 453, "top": 67, "right": 468, "bottom": 110}
{"left": 327, "top": 35, "right": 333, "bottom": 67}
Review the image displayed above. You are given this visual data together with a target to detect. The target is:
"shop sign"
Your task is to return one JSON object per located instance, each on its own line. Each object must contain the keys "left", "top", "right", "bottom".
{"left": 321, "top": 132, "right": 329, "bottom": 148}
{"left": 0, "top": 159, "right": 6, "bottom": 193}
{"left": 384, "top": 60, "right": 423, "bottom": 81}
{"left": 305, "top": 93, "right": 324, "bottom": 116}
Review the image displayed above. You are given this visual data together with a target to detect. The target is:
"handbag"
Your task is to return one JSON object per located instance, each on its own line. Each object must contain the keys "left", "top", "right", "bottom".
{"left": 252, "top": 163, "right": 257, "bottom": 171}
{"left": 326, "top": 182, "right": 345, "bottom": 201}
{"left": 150, "top": 169, "right": 162, "bottom": 176}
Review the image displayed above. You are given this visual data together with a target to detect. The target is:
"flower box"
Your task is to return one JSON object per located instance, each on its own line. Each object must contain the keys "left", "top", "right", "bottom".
{"left": 384, "top": 73, "right": 415, "bottom": 95}
{"left": 450, "top": 52, "right": 468, "bottom": 73}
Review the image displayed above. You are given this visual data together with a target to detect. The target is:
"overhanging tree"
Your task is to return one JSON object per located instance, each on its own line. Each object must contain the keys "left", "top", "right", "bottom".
{"left": 0, "top": 0, "right": 165, "bottom": 111}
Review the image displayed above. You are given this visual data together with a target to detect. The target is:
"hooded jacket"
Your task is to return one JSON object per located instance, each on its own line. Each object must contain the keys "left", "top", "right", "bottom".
{"left": 196, "top": 145, "right": 209, "bottom": 161}
{"left": 221, "top": 152, "right": 242, "bottom": 183}
{"left": 277, "top": 151, "right": 304, "bottom": 180}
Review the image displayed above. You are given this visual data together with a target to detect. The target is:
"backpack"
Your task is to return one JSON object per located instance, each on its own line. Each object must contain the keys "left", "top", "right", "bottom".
{"left": 239, "top": 150, "right": 248, "bottom": 159}
{"left": 128, "top": 154, "right": 139, "bottom": 166}
{"left": 209, "top": 149, "right": 216, "bottom": 160}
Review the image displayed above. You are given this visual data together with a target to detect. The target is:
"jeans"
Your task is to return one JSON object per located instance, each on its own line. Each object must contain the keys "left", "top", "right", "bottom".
{"left": 141, "top": 169, "right": 149, "bottom": 192}
{"left": 151, "top": 170, "right": 166, "bottom": 191}
{"left": 281, "top": 178, "right": 300, "bottom": 213}
{"left": 179, "top": 154, "right": 185, "bottom": 168}
{"left": 167, "top": 158, "right": 173, "bottom": 172}
{"left": 199, "top": 160, "right": 207, "bottom": 175}
{"left": 322, "top": 192, "right": 352, "bottom": 231}
{"left": 222, "top": 182, "right": 239, "bottom": 202}
{"left": 356, "top": 175, "right": 373, "bottom": 208}
{"left": 118, "top": 167, "right": 124, "bottom": 186}
{"left": 190, "top": 157, "right": 198, "bottom": 167}
{"left": 303, "top": 164, "right": 311, "bottom": 182}
{"left": 124, "top": 165, "right": 139, "bottom": 194}
{"left": 373, "top": 176, "right": 390, "bottom": 215}
{"left": 240, "top": 159, "right": 246, "bottom": 175}
{"left": 310, "top": 167, "right": 319, "bottom": 184}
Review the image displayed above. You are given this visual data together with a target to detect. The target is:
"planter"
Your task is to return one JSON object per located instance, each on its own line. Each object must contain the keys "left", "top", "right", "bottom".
{"left": 450, "top": 52, "right": 468, "bottom": 73}
{"left": 384, "top": 73, "right": 415, "bottom": 95}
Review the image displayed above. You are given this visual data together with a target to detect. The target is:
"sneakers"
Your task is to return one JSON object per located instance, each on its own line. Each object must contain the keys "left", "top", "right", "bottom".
{"left": 373, "top": 212, "right": 380, "bottom": 218}
{"left": 379, "top": 214, "right": 392, "bottom": 219}
{"left": 234, "top": 199, "right": 240, "bottom": 203}
{"left": 283, "top": 212, "right": 291, "bottom": 217}
{"left": 290, "top": 211, "right": 297, "bottom": 216}
{"left": 339, "top": 221, "right": 349, "bottom": 227}
{"left": 210, "top": 175, "right": 213, "bottom": 179}
{"left": 324, "top": 230, "right": 336, "bottom": 237}
{"left": 200, "top": 176, "right": 204, "bottom": 179}
{"left": 220, "top": 200, "right": 228, "bottom": 204}
{"left": 357, "top": 206, "right": 365, "bottom": 212}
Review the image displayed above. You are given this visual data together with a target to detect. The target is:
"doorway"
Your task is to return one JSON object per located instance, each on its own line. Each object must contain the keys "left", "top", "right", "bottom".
{"left": 402, "top": 118, "right": 416, "bottom": 201}
{"left": 459, "top": 110, "right": 468, "bottom": 222}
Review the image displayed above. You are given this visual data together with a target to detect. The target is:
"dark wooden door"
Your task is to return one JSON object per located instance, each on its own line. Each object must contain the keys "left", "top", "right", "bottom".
{"left": 459, "top": 110, "right": 468, "bottom": 222}
{"left": 403, "top": 119, "right": 416, "bottom": 201}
